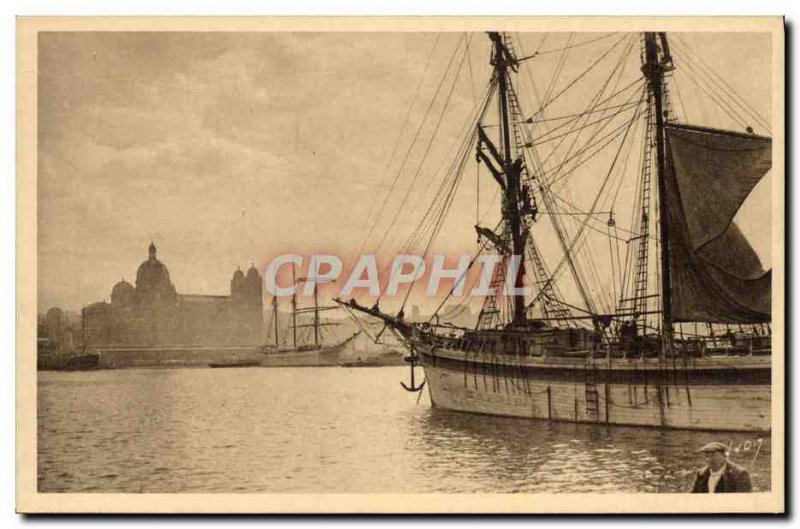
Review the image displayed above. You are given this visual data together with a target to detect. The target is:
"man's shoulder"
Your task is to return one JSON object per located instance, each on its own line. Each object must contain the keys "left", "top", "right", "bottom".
{"left": 726, "top": 461, "right": 751, "bottom": 476}
{"left": 725, "top": 462, "right": 752, "bottom": 486}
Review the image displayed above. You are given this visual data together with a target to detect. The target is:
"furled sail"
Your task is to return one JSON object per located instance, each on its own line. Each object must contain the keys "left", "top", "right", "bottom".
{"left": 663, "top": 123, "right": 771, "bottom": 323}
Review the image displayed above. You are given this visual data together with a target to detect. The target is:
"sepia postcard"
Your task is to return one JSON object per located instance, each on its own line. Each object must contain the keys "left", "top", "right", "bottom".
{"left": 17, "top": 16, "right": 785, "bottom": 513}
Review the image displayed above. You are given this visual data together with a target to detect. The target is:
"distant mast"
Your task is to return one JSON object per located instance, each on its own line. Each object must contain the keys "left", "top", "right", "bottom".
{"left": 272, "top": 295, "right": 280, "bottom": 350}
{"left": 313, "top": 281, "right": 320, "bottom": 348}
{"left": 292, "top": 262, "right": 298, "bottom": 349}
{"left": 489, "top": 32, "right": 526, "bottom": 327}
{"left": 642, "top": 32, "right": 673, "bottom": 343}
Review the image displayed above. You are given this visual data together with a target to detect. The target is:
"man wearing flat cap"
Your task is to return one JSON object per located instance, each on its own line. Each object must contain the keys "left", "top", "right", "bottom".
{"left": 690, "top": 441, "right": 753, "bottom": 493}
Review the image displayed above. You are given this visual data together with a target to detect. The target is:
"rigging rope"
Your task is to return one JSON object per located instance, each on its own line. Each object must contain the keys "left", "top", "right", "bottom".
{"left": 393, "top": 79, "right": 495, "bottom": 255}
{"left": 533, "top": 34, "right": 573, "bottom": 134}
{"left": 517, "top": 34, "right": 637, "bottom": 323}
{"left": 352, "top": 34, "right": 465, "bottom": 266}
{"left": 539, "top": 36, "right": 639, "bottom": 184}
{"left": 671, "top": 49, "right": 750, "bottom": 130}
{"left": 525, "top": 88, "right": 646, "bottom": 313}
{"left": 533, "top": 44, "right": 640, "bottom": 177}
{"left": 525, "top": 100, "right": 641, "bottom": 124}
{"left": 530, "top": 102, "right": 642, "bottom": 146}
{"left": 368, "top": 35, "right": 473, "bottom": 265}
{"left": 670, "top": 74, "right": 690, "bottom": 123}
{"left": 537, "top": 39, "right": 640, "bottom": 315}
{"left": 671, "top": 35, "right": 771, "bottom": 132}
{"left": 429, "top": 231, "right": 497, "bottom": 321}
{"left": 518, "top": 32, "right": 620, "bottom": 61}
{"left": 542, "top": 84, "right": 647, "bottom": 188}
{"left": 513, "top": 34, "right": 638, "bottom": 319}
{"left": 355, "top": 34, "right": 443, "bottom": 258}
{"left": 381, "top": 79, "right": 494, "bottom": 288}
{"left": 529, "top": 34, "right": 631, "bottom": 121}
{"left": 368, "top": 60, "right": 496, "bottom": 310}
{"left": 399, "top": 129, "right": 476, "bottom": 311}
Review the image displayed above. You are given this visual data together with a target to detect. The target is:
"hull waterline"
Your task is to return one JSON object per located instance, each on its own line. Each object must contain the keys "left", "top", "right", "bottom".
{"left": 416, "top": 345, "right": 770, "bottom": 432}
{"left": 258, "top": 335, "right": 357, "bottom": 367}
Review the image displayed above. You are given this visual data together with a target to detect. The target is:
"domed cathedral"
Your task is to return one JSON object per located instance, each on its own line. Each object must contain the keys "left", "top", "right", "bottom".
{"left": 134, "top": 242, "right": 178, "bottom": 307}
{"left": 82, "top": 242, "right": 265, "bottom": 350}
{"left": 131, "top": 242, "right": 180, "bottom": 345}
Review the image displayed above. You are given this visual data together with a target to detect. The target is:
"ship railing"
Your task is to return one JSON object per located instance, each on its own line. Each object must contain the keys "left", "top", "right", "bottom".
{"left": 419, "top": 325, "right": 771, "bottom": 359}
{"left": 604, "top": 332, "right": 772, "bottom": 359}
{"left": 688, "top": 333, "right": 771, "bottom": 358}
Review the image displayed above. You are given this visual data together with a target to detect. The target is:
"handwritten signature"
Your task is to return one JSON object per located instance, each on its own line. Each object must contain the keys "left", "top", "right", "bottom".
{"left": 728, "top": 438, "right": 765, "bottom": 467}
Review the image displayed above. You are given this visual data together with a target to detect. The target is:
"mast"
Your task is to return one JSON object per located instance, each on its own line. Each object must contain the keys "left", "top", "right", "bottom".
{"left": 291, "top": 262, "right": 297, "bottom": 349}
{"left": 272, "top": 295, "right": 280, "bottom": 350}
{"left": 313, "top": 282, "right": 320, "bottom": 348}
{"left": 642, "top": 32, "right": 673, "bottom": 343}
{"left": 490, "top": 32, "right": 526, "bottom": 327}
{"left": 81, "top": 305, "right": 87, "bottom": 353}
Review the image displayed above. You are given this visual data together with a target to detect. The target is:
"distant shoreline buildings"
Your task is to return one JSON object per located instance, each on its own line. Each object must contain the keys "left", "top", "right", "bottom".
{"left": 40, "top": 242, "right": 265, "bottom": 353}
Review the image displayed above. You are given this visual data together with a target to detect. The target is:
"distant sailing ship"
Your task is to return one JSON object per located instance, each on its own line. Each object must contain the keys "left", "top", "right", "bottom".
{"left": 340, "top": 32, "right": 773, "bottom": 431}
{"left": 261, "top": 267, "right": 359, "bottom": 367}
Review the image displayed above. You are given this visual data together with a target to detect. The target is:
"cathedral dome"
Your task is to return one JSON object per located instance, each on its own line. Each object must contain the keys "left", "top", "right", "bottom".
{"left": 135, "top": 242, "right": 177, "bottom": 306}
{"left": 111, "top": 279, "right": 134, "bottom": 307}
{"left": 245, "top": 265, "right": 261, "bottom": 285}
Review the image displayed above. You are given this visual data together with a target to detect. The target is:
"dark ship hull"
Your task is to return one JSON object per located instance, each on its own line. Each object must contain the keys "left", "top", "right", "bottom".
{"left": 208, "top": 360, "right": 261, "bottom": 368}
{"left": 38, "top": 353, "right": 101, "bottom": 371}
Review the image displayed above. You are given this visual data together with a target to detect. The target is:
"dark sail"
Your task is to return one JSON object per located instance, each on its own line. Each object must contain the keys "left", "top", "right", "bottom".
{"left": 663, "top": 123, "right": 771, "bottom": 323}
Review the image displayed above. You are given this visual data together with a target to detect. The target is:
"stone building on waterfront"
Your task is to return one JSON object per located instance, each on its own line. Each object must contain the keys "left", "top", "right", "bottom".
{"left": 82, "top": 242, "right": 264, "bottom": 349}
{"left": 38, "top": 307, "right": 81, "bottom": 354}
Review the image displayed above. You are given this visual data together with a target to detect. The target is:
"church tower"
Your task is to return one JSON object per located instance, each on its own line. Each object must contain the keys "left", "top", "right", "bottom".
{"left": 244, "top": 265, "right": 264, "bottom": 341}
{"left": 230, "top": 267, "right": 245, "bottom": 301}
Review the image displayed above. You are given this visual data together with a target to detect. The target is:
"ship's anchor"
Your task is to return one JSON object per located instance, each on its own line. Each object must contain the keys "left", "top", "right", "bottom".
{"left": 400, "top": 352, "right": 426, "bottom": 393}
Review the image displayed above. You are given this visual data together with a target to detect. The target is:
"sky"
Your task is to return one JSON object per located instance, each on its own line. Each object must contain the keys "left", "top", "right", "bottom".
{"left": 37, "top": 31, "right": 773, "bottom": 314}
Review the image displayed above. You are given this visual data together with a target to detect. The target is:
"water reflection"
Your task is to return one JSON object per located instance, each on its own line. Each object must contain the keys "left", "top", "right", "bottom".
{"left": 408, "top": 408, "right": 771, "bottom": 493}
{"left": 38, "top": 367, "right": 770, "bottom": 494}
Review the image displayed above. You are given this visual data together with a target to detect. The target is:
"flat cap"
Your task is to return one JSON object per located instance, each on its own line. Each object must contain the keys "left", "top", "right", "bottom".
{"left": 697, "top": 441, "right": 728, "bottom": 453}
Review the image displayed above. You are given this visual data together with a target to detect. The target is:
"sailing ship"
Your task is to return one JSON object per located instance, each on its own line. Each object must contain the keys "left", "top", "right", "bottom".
{"left": 339, "top": 32, "right": 774, "bottom": 432}
{"left": 261, "top": 269, "right": 359, "bottom": 367}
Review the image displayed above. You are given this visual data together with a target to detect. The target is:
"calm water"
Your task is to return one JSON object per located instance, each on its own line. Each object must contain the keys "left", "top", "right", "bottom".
{"left": 38, "top": 366, "right": 771, "bottom": 493}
